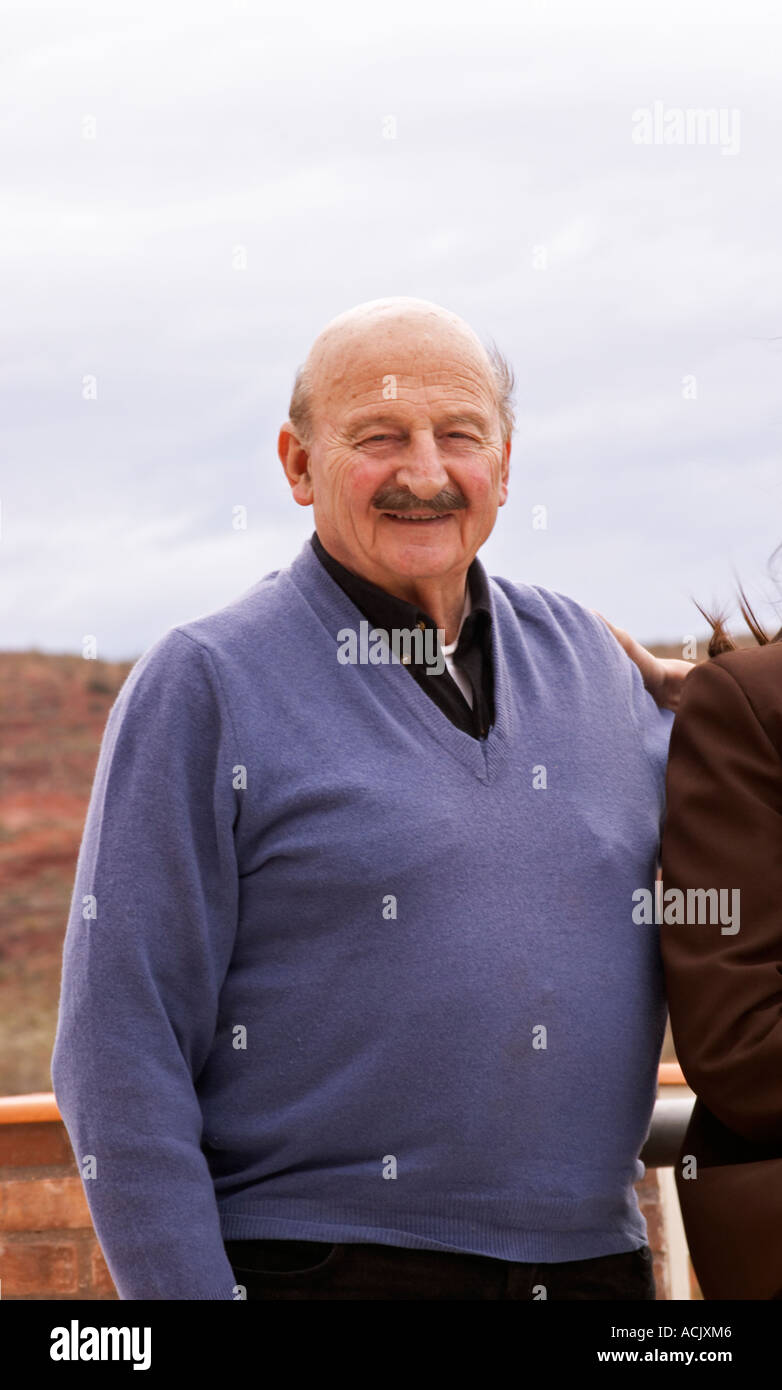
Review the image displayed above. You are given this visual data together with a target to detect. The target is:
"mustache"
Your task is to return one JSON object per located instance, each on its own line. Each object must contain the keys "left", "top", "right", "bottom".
{"left": 372, "top": 487, "right": 468, "bottom": 515}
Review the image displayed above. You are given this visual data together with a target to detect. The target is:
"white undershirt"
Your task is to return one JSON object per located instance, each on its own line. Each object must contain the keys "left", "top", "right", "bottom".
{"left": 440, "top": 586, "right": 474, "bottom": 708}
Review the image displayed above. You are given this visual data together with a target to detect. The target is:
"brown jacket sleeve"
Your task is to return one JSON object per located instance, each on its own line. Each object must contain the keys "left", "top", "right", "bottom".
{"left": 660, "top": 653, "right": 782, "bottom": 1145}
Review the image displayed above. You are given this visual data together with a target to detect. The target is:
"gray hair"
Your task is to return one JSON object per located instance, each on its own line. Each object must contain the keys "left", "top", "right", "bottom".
{"left": 287, "top": 338, "right": 516, "bottom": 449}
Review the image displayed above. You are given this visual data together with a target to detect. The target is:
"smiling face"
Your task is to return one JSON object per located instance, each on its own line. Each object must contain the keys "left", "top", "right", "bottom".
{"left": 278, "top": 302, "right": 511, "bottom": 606}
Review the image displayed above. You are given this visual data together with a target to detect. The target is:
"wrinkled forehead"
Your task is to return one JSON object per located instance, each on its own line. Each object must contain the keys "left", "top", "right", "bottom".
{"left": 309, "top": 316, "right": 495, "bottom": 417}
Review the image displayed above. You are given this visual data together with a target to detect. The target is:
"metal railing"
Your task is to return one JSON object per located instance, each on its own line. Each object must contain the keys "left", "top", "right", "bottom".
{"left": 640, "top": 1097, "right": 694, "bottom": 1167}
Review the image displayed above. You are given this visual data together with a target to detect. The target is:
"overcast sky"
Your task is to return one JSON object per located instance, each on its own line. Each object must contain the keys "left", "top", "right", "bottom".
{"left": 2, "top": 0, "right": 781, "bottom": 659}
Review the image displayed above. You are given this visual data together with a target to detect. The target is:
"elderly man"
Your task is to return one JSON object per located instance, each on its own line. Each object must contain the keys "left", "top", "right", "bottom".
{"left": 52, "top": 297, "right": 683, "bottom": 1301}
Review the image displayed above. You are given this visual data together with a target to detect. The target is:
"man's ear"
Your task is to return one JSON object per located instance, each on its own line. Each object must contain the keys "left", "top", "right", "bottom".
{"left": 498, "top": 437, "right": 511, "bottom": 506}
{"left": 278, "top": 423, "right": 314, "bottom": 506}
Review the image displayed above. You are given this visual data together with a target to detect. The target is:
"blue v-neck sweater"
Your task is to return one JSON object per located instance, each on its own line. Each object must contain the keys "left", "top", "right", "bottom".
{"left": 51, "top": 538, "right": 673, "bottom": 1300}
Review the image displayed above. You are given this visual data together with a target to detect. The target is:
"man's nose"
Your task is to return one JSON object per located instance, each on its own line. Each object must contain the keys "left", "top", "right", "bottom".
{"left": 393, "top": 431, "right": 450, "bottom": 499}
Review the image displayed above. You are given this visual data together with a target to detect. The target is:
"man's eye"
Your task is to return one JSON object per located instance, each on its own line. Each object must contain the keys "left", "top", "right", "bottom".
{"left": 357, "top": 431, "right": 475, "bottom": 444}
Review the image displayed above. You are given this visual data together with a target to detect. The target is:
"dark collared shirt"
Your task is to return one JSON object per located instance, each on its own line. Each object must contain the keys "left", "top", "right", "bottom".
{"left": 310, "top": 530, "right": 495, "bottom": 740}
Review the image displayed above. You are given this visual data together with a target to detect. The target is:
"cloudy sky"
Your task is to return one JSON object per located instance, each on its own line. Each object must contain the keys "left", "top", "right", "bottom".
{"left": 3, "top": 0, "right": 781, "bottom": 659}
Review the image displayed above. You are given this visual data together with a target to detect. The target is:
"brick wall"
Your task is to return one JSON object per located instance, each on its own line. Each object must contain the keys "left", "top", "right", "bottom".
{"left": 0, "top": 1108, "right": 677, "bottom": 1301}
{"left": 0, "top": 1118, "right": 117, "bottom": 1299}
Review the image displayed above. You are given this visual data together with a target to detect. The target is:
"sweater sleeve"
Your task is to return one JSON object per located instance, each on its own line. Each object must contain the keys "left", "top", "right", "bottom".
{"left": 50, "top": 628, "right": 241, "bottom": 1299}
{"left": 660, "top": 657, "right": 782, "bottom": 1145}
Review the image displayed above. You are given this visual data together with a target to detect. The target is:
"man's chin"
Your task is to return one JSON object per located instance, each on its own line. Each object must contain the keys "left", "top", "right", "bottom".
{"left": 375, "top": 531, "right": 465, "bottom": 580}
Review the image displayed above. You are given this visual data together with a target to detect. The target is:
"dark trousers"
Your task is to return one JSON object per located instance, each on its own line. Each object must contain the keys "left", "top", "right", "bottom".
{"left": 224, "top": 1237, "right": 656, "bottom": 1300}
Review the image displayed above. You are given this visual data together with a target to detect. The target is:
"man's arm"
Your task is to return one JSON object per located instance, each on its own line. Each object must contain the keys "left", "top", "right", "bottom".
{"left": 660, "top": 657, "right": 782, "bottom": 1145}
{"left": 51, "top": 629, "right": 241, "bottom": 1299}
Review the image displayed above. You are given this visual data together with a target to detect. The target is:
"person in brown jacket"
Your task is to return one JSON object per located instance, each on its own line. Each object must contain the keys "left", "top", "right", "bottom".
{"left": 660, "top": 569, "right": 782, "bottom": 1300}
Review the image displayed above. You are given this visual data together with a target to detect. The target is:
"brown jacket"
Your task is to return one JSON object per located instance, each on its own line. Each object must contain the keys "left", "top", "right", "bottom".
{"left": 660, "top": 637, "right": 782, "bottom": 1299}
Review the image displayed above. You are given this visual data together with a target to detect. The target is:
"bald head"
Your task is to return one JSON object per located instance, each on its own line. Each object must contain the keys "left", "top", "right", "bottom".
{"left": 277, "top": 295, "right": 513, "bottom": 621}
{"left": 288, "top": 297, "right": 515, "bottom": 448}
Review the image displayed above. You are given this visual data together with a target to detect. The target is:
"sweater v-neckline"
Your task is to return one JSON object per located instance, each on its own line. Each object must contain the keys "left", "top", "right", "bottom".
{"left": 286, "top": 539, "right": 516, "bottom": 784}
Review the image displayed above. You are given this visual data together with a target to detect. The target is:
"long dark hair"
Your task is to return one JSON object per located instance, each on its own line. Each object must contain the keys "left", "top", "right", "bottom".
{"left": 696, "top": 542, "right": 782, "bottom": 655}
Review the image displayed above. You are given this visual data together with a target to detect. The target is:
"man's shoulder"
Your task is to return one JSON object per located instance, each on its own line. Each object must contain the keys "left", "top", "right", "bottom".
{"left": 172, "top": 566, "right": 290, "bottom": 651}
{"left": 490, "top": 572, "right": 673, "bottom": 756}
{"left": 489, "top": 574, "right": 614, "bottom": 651}
{"left": 120, "top": 565, "right": 293, "bottom": 697}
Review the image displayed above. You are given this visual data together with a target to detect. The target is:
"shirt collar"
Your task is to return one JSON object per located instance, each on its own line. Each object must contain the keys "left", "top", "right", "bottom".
{"left": 310, "top": 530, "right": 492, "bottom": 641}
